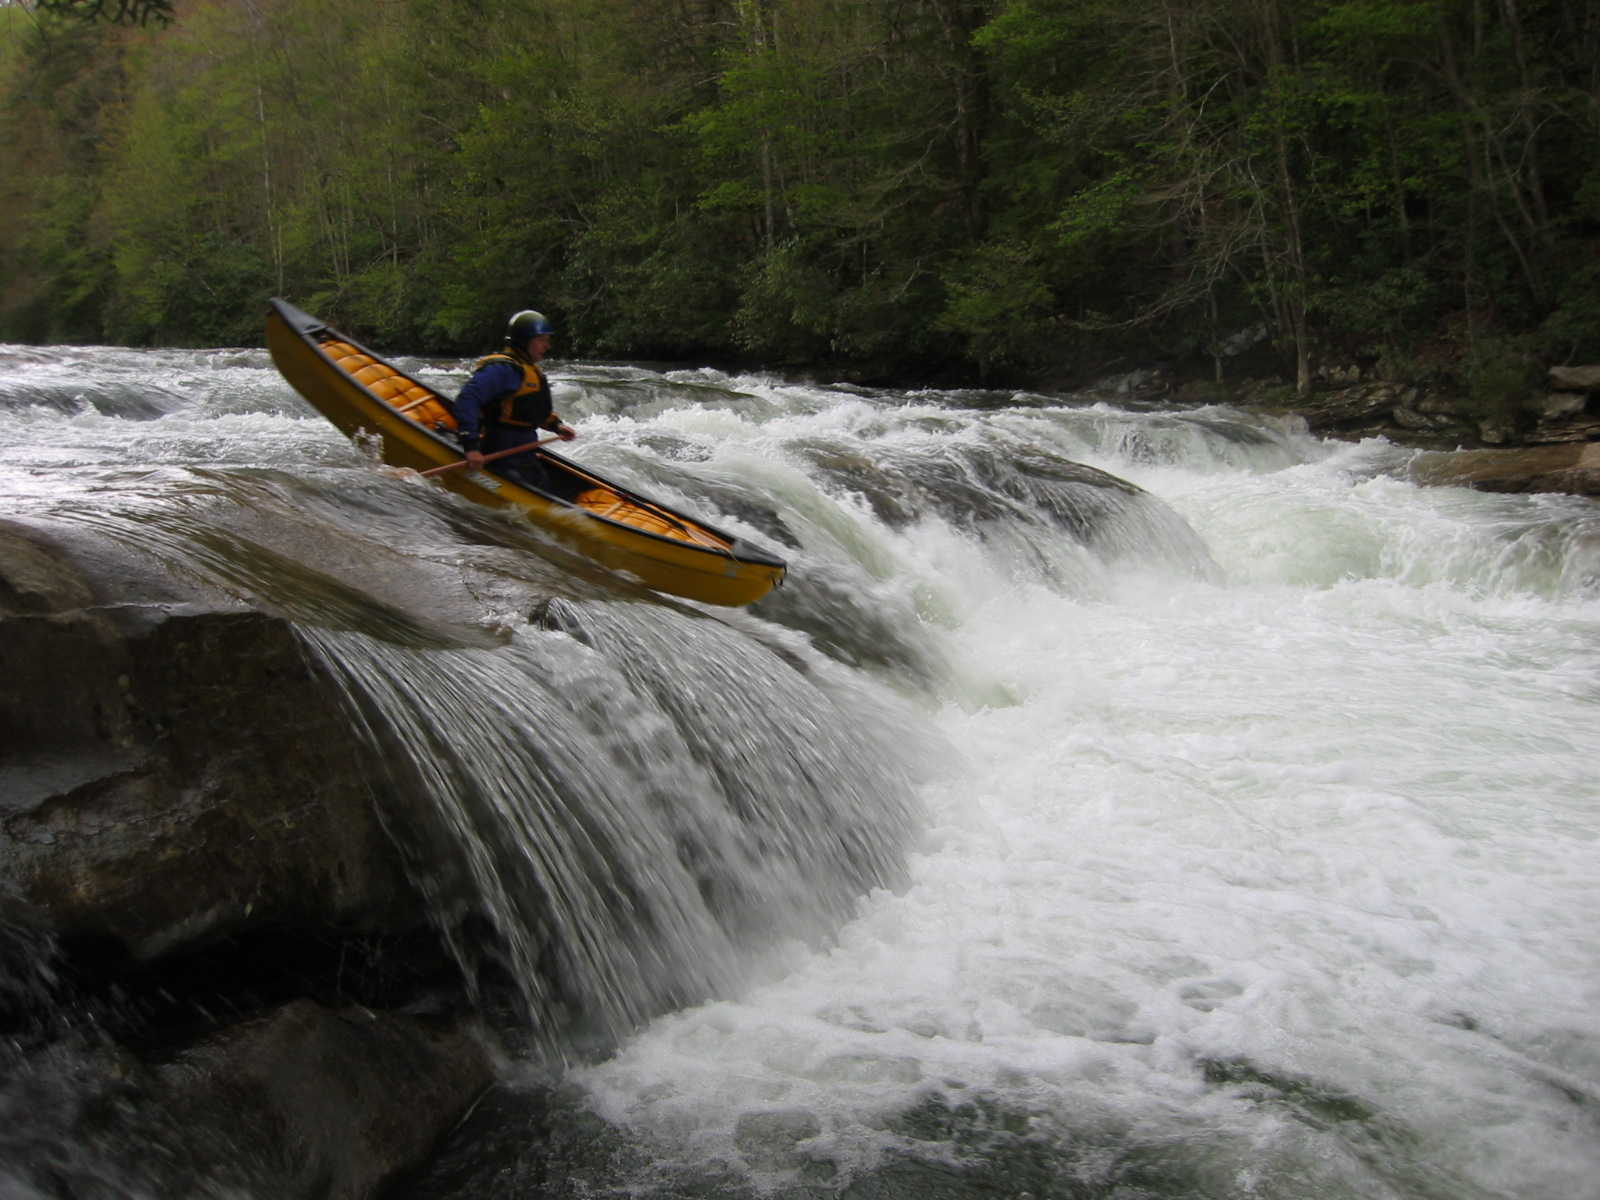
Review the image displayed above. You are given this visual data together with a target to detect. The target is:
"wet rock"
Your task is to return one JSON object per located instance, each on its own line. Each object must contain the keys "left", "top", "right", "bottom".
{"left": 0, "top": 892, "right": 62, "bottom": 1038}
{"left": 378, "top": 1081, "right": 666, "bottom": 1199}
{"left": 0, "top": 520, "right": 431, "bottom": 962}
{"left": 1406, "top": 443, "right": 1600, "bottom": 497}
{"left": 1, "top": 517, "right": 506, "bottom": 1198}
{"left": 1, "top": 999, "right": 492, "bottom": 1200}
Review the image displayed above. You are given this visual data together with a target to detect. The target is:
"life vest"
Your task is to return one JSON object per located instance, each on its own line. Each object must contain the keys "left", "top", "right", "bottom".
{"left": 473, "top": 351, "right": 563, "bottom": 431}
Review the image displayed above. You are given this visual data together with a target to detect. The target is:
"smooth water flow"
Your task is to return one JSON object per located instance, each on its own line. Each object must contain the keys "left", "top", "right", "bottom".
{"left": 297, "top": 604, "right": 921, "bottom": 1042}
{"left": 2, "top": 343, "right": 1597, "bottom": 1199}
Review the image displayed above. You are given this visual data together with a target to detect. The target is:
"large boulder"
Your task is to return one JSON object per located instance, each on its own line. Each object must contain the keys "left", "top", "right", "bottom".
{"left": 1405, "top": 442, "right": 1600, "bottom": 497}
{"left": 0, "top": 517, "right": 505, "bottom": 1198}
{"left": 0, "top": 520, "right": 431, "bottom": 962}
{"left": 1, "top": 999, "right": 494, "bottom": 1199}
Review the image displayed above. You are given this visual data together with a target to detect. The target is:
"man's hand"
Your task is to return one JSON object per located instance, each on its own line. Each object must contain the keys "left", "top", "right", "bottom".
{"left": 555, "top": 423, "right": 577, "bottom": 441}
{"left": 465, "top": 450, "right": 486, "bottom": 469}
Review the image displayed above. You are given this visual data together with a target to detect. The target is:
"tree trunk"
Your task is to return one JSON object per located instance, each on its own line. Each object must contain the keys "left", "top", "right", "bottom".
{"left": 1260, "top": 0, "right": 1312, "bottom": 395}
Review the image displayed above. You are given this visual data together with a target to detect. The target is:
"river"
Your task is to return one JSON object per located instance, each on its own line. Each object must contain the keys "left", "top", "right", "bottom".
{"left": 2, "top": 341, "right": 1598, "bottom": 1199}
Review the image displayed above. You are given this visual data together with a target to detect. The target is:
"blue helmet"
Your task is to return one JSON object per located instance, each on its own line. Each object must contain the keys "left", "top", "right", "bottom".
{"left": 507, "top": 309, "right": 554, "bottom": 341}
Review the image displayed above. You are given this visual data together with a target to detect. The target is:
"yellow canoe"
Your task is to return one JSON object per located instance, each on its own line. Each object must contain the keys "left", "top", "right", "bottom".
{"left": 266, "top": 299, "right": 786, "bottom": 607}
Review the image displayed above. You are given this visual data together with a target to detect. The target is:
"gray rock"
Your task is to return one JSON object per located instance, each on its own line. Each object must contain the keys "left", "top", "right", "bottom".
{"left": 1477, "top": 418, "right": 1515, "bottom": 445}
{"left": 1414, "top": 390, "right": 1459, "bottom": 416}
{"left": 0, "top": 520, "right": 432, "bottom": 962}
{"left": 1260, "top": 382, "right": 1394, "bottom": 433}
{"left": 1526, "top": 391, "right": 1590, "bottom": 422}
{"left": 1548, "top": 364, "right": 1600, "bottom": 392}
{"left": 1233, "top": 374, "right": 1594, "bottom": 459}
{"left": 0, "top": 518, "right": 507, "bottom": 1199}
{"left": 1, "top": 999, "right": 493, "bottom": 1200}
{"left": 1392, "top": 406, "right": 1453, "bottom": 431}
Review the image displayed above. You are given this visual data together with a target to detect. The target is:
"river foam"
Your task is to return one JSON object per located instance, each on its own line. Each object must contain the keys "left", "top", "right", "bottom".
{"left": 4, "top": 345, "right": 1596, "bottom": 1199}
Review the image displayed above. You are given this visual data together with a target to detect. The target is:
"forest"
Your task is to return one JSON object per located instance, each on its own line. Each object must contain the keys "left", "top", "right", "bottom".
{"left": 2, "top": 0, "right": 1598, "bottom": 395}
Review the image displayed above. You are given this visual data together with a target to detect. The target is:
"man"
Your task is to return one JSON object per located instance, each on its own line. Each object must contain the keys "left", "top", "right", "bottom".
{"left": 454, "top": 308, "right": 576, "bottom": 494}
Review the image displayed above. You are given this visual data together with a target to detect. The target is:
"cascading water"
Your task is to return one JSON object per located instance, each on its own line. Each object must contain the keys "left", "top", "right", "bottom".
{"left": 2, "top": 342, "right": 1597, "bottom": 1200}
{"left": 295, "top": 600, "right": 924, "bottom": 1044}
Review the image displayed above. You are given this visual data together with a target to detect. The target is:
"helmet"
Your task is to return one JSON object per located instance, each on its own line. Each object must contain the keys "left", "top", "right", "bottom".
{"left": 507, "top": 309, "right": 554, "bottom": 341}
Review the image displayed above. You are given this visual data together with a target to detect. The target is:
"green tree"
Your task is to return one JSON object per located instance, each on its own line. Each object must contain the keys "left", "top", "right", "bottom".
{"left": 2, "top": 0, "right": 1596, "bottom": 382}
{"left": 0, "top": 5, "right": 130, "bottom": 340}
{"left": 36, "top": 0, "right": 173, "bottom": 26}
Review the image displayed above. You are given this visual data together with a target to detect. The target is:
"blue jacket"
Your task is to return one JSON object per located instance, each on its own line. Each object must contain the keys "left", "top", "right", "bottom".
{"left": 453, "top": 356, "right": 557, "bottom": 452}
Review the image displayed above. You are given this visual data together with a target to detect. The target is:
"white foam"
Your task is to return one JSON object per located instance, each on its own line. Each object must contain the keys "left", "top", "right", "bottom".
{"left": 578, "top": 425, "right": 1600, "bottom": 1198}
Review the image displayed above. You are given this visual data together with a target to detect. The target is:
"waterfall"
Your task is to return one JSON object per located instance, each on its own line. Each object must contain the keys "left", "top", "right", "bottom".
{"left": 296, "top": 597, "right": 925, "bottom": 1044}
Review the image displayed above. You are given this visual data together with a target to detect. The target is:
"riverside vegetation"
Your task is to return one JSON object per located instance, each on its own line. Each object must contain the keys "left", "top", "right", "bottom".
{"left": 3, "top": 0, "right": 1600, "bottom": 440}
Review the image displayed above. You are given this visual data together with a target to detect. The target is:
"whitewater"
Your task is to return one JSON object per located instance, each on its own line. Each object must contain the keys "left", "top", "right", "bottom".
{"left": 569, "top": 396, "right": 1600, "bottom": 1200}
{"left": 2, "top": 341, "right": 1597, "bottom": 1199}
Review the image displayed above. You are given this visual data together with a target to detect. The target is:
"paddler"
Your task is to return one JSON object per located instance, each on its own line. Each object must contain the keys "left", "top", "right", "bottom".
{"left": 454, "top": 308, "right": 577, "bottom": 494}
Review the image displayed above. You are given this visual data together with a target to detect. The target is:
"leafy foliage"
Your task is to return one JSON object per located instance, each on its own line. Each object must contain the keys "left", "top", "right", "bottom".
{"left": 36, "top": 0, "right": 173, "bottom": 27}
{"left": 0, "top": 0, "right": 1597, "bottom": 386}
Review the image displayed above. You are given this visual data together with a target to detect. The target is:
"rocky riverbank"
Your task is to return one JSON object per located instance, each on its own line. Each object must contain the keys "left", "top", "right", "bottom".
{"left": 1221, "top": 363, "right": 1600, "bottom": 498}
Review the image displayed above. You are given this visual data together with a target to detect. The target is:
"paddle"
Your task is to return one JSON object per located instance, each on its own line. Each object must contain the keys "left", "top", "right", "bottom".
{"left": 419, "top": 434, "right": 562, "bottom": 478}
{"left": 416, "top": 432, "right": 726, "bottom": 553}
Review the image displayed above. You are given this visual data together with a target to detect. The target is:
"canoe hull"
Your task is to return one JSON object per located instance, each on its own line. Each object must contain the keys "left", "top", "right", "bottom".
{"left": 266, "top": 299, "right": 785, "bottom": 607}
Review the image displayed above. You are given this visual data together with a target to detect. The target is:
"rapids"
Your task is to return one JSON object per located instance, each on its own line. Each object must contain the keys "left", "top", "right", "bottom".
{"left": 2, "top": 341, "right": 1597, "bottom": 1199}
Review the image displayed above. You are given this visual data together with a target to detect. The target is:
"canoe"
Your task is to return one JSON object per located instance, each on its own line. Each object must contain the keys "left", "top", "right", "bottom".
{"left": 265, "top": 298, "right": 786, "bottom": 607}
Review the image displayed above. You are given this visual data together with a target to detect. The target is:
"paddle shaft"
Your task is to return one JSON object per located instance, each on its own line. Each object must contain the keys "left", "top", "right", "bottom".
{"left": 419, "top": 433, "right": 727, "bottom": 553}
{"left": 419, "top": 434, "right": 561, "bottom": 478}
